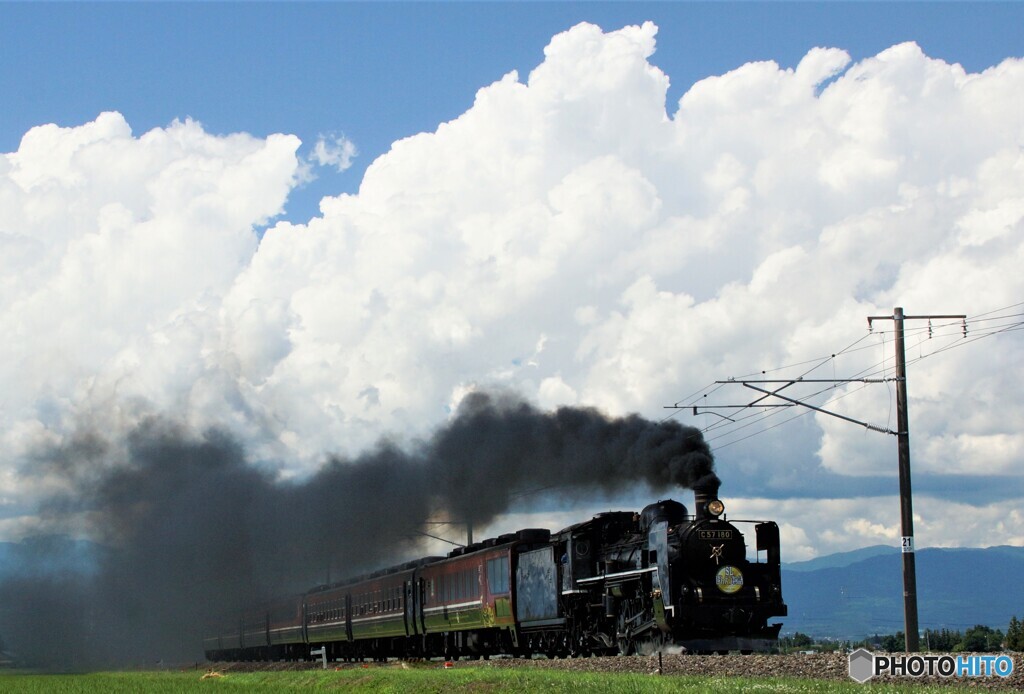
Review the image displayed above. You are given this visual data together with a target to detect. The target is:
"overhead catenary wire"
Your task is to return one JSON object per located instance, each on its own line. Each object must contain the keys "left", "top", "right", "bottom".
{"left": 674, "top": 302, "right": 1024, "bottom": 450}
{"left": 715, "top": 315, "right": 1023, "bottom": 447}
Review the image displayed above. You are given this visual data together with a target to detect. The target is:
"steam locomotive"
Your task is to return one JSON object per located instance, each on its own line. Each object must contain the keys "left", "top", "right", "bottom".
{"left": 204, "top": 481, "right": 786, "bottom": 660}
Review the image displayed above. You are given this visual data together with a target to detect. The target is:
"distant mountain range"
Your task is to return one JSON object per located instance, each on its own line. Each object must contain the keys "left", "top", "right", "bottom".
{"left": 781, "top": 545, "right": 1024, "bottom": 639}
{"left": 785, "top": 544, "right": 899, "bottom": 572}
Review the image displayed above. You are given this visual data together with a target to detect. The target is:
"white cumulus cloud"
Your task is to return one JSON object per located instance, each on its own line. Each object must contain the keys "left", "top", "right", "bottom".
{"left": 2, "top": 22, "right": 1023, "bottom": 554}
{"left": 311, "top": 134, "right": 357, "bottom": 172}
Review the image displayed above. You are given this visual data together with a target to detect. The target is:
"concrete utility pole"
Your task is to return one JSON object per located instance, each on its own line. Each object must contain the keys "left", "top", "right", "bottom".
{"left": 686, "top": 306, "right": 966, "bottom": 654}
{"left": 868, "top": 307, "right": 965, "bottom": 653}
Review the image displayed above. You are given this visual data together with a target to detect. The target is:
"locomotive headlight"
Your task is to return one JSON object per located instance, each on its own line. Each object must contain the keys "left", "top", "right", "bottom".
{"left": 707, "top": 499, "right": 725, "bottom": 517}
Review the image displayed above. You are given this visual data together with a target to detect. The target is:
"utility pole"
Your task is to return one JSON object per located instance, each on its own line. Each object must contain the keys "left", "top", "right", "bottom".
{"left": 868, "top": 307, "right": 965, "bottom": 653}
{"left": 683, "top": 306, "right": 966, "bottom": 654}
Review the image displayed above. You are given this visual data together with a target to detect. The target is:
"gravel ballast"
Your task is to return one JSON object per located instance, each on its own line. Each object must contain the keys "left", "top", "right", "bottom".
{"left": 215, "top": 652, "right": 1023, "bottom": 689}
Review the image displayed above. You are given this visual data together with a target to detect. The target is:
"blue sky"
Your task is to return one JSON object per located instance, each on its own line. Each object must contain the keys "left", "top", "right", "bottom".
{"left": 2, "top": 2, "right": 1024, "bottom": 559}
{"left": 4, "top": 2, "right": 1023, "bottom": 223}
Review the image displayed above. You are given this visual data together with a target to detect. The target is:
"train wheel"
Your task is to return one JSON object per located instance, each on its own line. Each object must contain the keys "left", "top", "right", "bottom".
{"left": 617, "top": 637, "right": 634, "bottom": 656}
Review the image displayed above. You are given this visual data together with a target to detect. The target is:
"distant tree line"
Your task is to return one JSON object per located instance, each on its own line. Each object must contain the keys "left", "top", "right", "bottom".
{"left": 784, "top": 616, "right": 1024, "bottom": 654}
{"left": 1007, "top": 616, "right": 1024, "bottom": 651}
{"left": 779, "top": 632, "right": 815, "bottom": 651}
{"left": 857, "top": 616, "right": 1024, "bottom": 653}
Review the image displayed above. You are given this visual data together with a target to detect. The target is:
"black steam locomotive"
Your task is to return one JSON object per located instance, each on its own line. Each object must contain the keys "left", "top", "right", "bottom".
{"left": 204, "top": 481, "right": 786, "bottom": 660}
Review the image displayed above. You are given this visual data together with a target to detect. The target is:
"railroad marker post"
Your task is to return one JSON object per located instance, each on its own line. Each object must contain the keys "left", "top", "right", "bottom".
{"left": 311, "top": 645, "right": 327, "bottom": 669}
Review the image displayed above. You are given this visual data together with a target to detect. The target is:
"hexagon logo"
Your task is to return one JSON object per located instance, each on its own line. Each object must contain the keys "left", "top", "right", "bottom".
{"left": 848, "top": 648, "right": 875, "bottom": 683}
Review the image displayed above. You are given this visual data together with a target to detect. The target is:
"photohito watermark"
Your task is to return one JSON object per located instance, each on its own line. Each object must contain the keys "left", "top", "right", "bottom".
{"left": 848, "top": 648, "right": 1015, "bottom": 683}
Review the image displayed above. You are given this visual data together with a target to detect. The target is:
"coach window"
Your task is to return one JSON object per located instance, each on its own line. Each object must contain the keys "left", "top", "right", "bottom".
{"left": 487, "top": 557, "right": 510, "bottom": 594}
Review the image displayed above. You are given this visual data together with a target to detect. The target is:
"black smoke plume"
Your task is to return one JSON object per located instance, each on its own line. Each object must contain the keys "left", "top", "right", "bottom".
{"left": 0, "top": 391, "right": 714, "bottom": 669}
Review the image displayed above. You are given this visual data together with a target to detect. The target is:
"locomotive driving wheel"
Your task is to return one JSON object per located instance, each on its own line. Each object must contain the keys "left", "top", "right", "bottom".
{"left": 617, "top": 634, "right": 635, "bottom": 656}
{"left": 616, "top": 595, "right": 644, "bottom": 656}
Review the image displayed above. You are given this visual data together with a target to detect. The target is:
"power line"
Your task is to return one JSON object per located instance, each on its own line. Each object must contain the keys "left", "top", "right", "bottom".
{"left": 676, "top": 302, "right": 1024, "bottom": 449}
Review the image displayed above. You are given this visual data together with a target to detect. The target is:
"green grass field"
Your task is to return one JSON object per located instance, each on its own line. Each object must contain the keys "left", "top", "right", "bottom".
{"left": 0, "top": 667, "right": 976, "bottom": 693}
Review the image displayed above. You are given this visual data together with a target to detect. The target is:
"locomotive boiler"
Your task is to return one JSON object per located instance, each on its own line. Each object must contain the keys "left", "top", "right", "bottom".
{"left": 205, "top": 482, "right": 786, "bottom": 661}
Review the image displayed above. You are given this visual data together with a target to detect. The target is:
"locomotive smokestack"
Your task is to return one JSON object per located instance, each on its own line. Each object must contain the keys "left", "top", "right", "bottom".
{"left": 693, "top": 474, "right": 721, "bottom": 521}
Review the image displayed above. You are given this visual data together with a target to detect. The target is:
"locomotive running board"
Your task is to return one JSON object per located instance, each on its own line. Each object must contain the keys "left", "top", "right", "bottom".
{"left": 576, "top": 566, "right": 656, "bottom": 585}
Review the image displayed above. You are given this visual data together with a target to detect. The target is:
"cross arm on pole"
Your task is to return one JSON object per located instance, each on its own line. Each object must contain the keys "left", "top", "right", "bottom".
{"left": 684, "top": 378, "right": 900, "bottom": 435}
{"left": 739, "top": 383, "right": 898, "bottom": 435}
